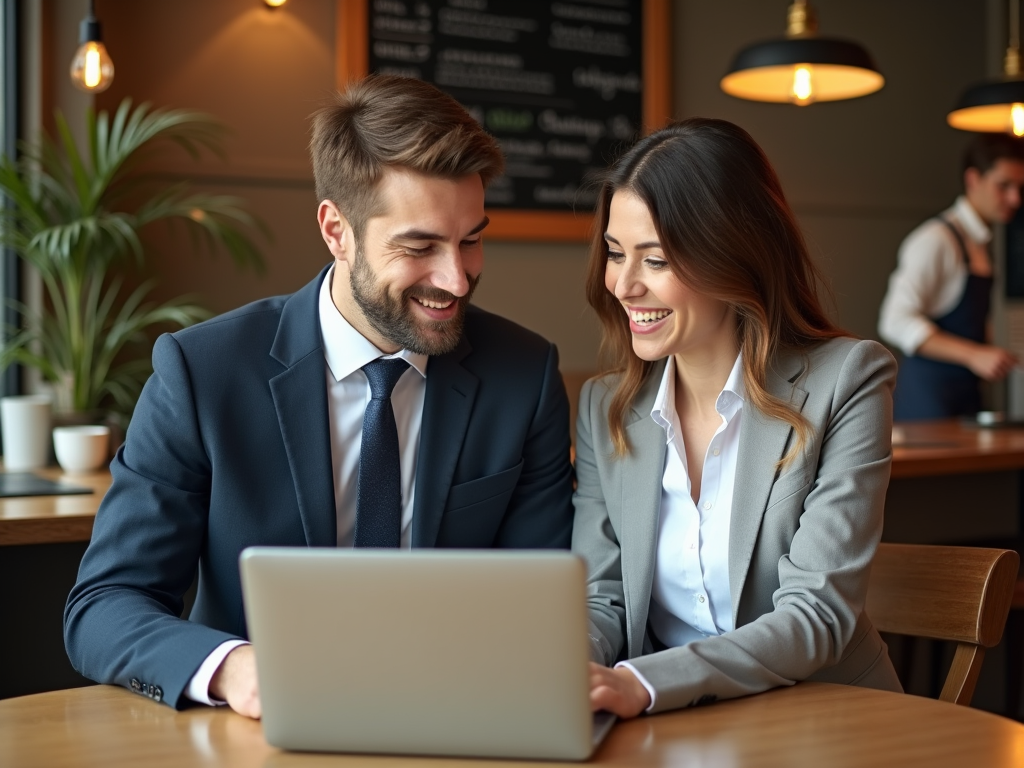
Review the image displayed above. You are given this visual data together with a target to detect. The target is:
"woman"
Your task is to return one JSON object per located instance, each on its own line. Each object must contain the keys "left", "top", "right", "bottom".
{"left": 573, "top": 118, "right": 902, "bottom": 718}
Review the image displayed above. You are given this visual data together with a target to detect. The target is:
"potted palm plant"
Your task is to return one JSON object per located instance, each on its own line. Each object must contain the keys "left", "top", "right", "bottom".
{"left": 0, "top": 99, "right": 264, "bottom": 428}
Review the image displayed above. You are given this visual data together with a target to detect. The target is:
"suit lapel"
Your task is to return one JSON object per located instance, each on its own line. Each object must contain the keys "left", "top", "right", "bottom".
{"left": 411, "top": 335, "right": 478, "bottom": 548}
{"left": 728, "top": 352, "right": 809, "bottom": 622}
{"left": 619, "top": 361, "right": 667, "bottom": 656}
{"left": 269, "top": 266, "right": 337, "bottom": 548}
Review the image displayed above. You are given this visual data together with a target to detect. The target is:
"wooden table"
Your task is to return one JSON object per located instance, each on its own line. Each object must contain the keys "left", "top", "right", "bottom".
{"left": 2, "top": 682, "right": 1022, "bottom": 767}
{"left": 0, "top": 467, "right": 110, "bottom": 546}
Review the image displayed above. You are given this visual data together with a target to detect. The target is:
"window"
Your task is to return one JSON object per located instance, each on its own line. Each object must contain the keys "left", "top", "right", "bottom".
{"left": 0, "top": 0, "right": 18, "bottom": 397}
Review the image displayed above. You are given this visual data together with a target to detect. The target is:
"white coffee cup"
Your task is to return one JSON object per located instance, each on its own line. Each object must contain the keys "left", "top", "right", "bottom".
{"left": 1, "top": 395, "right": 53, "bottom": 471}
{"left": 53, "top": 425, "right": 110, "bottom": 473}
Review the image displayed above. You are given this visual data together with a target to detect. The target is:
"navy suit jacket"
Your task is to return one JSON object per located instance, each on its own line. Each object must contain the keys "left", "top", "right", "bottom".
{"left": 64, "top": 266, "right": 574, "bottom": 708}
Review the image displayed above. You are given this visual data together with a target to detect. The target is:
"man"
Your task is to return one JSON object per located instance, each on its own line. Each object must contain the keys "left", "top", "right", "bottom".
{"left": 64, "top": 75, "right": 575, "bottom": 717}
{"left": 878, "top": 133, "right": 1024, "bottom": 420}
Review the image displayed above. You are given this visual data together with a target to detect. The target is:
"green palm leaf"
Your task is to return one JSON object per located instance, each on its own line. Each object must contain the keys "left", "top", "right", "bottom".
{"left": 0, "top": 98, "right": 266, "bottom": 419}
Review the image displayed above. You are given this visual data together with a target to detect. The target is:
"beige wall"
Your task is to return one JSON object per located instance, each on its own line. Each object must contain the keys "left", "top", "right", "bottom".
{"left": 91, "top": 0, "right": 336, "bottom": 314}
{"left": 42, "top": 0, "right": 92, "bottom": 144}
{"left": 41, "top": 0, "right": 994, "bottom": 375}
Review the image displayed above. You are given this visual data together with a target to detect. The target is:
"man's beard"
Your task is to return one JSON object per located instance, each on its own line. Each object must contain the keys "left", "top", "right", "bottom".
{"left": 349, "top": 253, "right": 479, "bottom": 356}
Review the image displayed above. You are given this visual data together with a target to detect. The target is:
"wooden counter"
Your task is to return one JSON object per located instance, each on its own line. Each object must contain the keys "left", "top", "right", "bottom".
{"left": 892, "top": 419, "right": 1024, "bottom": 479}
{"left": 0, "top": 468, "right": 110, "bottom": 546}
{"left": 1, "top": 419, "right": 1023, "bottom": 547}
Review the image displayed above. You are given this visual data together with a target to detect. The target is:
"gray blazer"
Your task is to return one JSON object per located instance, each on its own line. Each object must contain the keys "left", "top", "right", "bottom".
{"left": 572, "top": 337, "right": 902, "bottom": 713}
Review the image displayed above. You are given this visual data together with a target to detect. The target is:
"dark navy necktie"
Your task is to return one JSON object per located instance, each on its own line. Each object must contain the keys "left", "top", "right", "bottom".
{"left": 353, "top": 358, "right": 409, "bottom": 548}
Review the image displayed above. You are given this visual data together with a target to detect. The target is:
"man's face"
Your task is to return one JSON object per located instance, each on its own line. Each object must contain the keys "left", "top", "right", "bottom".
{"left": 965, "top": 158, "right": 1024, "bottom": 224}
{"left": 324, "top": 169, "right": 487, "bottom": 355}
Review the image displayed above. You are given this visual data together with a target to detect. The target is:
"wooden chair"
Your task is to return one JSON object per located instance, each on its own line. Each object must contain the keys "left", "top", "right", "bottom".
{"left": 560, "top": 370, "right": 595, "bottom": 450}
{"left": 865, "top": 543, "right": 1019, "bottom": 706}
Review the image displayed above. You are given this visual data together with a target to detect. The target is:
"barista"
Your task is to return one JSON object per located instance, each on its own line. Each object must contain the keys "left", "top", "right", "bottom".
{"left": 878, "top": 134, "right": 1024, "bottom": 420}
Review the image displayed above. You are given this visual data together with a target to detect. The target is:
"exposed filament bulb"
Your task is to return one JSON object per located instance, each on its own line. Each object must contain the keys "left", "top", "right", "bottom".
{"left": 69, "top": 39, "right": 114, "bottom": 93}
{"left": 1012, "top": 103, "right": 1024, "bottom": 136}
{"left": 791, "top": 65, "right": 814, "bottom": 106}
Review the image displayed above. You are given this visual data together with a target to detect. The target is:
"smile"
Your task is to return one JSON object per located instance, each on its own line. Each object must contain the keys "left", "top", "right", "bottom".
{"left": 410, "top": 295, "right": 460, "bottom": 322}
{"left": 413, "top": 297, "right": 454, "bottom": 310}
{"left": 628, "top": 308, "right": 673, "bottom": 326}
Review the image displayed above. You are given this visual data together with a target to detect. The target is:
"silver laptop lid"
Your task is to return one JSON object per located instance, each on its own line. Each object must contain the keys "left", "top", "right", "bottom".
{"left": 239, "top": 548, "right": 594, "bottom": 760}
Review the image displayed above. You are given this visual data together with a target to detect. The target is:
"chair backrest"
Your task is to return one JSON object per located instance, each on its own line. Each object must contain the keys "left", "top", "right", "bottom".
{"left": 561, "top": 370, "right": 596, "bottom": 450}
{"left": 865, "top": 543, "right": 1019, "bottom": 706}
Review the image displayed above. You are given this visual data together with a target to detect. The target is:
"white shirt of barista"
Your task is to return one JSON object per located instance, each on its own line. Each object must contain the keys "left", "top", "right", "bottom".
{"left": 183, "top": 265, "right": 426, "bottom": 705}
{"left": 877, "top": 196, "right": 991, "bottom": 356}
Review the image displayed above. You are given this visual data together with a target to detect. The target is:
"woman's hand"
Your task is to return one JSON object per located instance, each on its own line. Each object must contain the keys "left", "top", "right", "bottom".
{"left": 589, "top": 662, "right": 651, "bottom": 719}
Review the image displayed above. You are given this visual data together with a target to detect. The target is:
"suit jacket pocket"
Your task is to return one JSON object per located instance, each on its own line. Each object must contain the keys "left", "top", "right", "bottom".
{"left": 435, "top": 461, "right": 524, "bottom": 547}
{"left": 764, "top": 469, "right": 811, "bottom": 512}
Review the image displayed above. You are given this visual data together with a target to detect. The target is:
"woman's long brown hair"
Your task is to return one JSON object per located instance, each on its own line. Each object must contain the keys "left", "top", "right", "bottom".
{"left": 585, "top": 118, "right": 848, "bottom": 458}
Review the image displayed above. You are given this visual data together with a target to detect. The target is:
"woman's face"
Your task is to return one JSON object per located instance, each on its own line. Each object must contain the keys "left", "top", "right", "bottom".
{"left": 603, "top": 190, "right": 736, "bottom": 364}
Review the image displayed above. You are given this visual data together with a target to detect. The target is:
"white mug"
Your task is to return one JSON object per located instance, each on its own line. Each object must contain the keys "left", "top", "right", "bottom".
{"left": 1, "top": 395, "right": 53, "bottom": 471}
{"left": 53, "top": 425, "right": 110, "bottom": 473}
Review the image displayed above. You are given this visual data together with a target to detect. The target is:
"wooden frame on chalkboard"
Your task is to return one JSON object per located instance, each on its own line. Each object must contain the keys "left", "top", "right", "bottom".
{"left": 335, "top": 0, "right": 671, "bottom": 242}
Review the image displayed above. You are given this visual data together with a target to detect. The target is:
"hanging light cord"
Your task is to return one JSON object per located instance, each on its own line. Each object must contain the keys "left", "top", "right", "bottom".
{"left": 786, "top": 0, "right": 817, "bottom": 39}
{"left": 1007, "top": 0, "right": 1021, "bottom": 77}
{"left": 1014, "top": 0, "right": 1020, "bottom": 51}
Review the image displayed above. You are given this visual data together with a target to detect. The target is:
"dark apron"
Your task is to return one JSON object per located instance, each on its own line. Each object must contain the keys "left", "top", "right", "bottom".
{"left": 893, "top": 219, "right": 992, "bottom": 421}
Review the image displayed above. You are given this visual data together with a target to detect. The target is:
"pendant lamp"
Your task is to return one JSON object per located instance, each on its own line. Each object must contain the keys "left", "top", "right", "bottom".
{"left": 948, "top": 0, "right": 1024, "bottom": 135}
{"left": 720, "top": 0, "right": 883, "bottom": 106}
{"left": 69, "top": 0, "right": 114, "bottom": 94}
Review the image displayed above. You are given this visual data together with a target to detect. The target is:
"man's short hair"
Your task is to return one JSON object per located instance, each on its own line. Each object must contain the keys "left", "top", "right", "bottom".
{"left": 310, "top": 75, "right": 504, "bottom": 239}
{"left": 962, "top": 133, "right": 1024, "bottom": 177}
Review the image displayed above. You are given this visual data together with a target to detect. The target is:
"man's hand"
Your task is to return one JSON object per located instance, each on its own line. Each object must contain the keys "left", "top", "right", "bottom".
{"left": 589, "top": 662, "right": 651, "bottom": 719}
{"left": 209, "top": 644, "right": 261, "bottom": 719}
{"left": 967, "top": 344, "right": 1018, "bottom": 381}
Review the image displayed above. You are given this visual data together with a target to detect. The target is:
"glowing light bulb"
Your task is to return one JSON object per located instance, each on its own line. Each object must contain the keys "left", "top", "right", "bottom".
{"left": 84, "top": 45, "right": 101, "bottom": 88}
{"left": 1012, "top": 103, "right": 1024, "bottom": 137}
{"left": 264, "top": 0, "right": 287, "bottom": 6}
{"left": 791, "top": 66, "right": 814, "bottom": 106}
{"left": 70, "top": 39, "right": 114, "bottom": 93}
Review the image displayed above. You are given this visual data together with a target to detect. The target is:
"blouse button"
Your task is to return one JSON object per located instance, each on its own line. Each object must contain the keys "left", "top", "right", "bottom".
{"left": 713, "top": 448, "right": 720, "bottom": 456}
{"left": 698, "top": 594, "right": 706, "bottom": 603}
{"left": 703, "top": 501, "right": 712, "bottom": 510}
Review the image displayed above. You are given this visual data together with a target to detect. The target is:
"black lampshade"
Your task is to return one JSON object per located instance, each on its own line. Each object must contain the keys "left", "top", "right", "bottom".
{"left": 721, "top": 37, "right": 884, "bottom": 105}
{"left": 948, "top": 79, "right": 1024, "bottom": 134}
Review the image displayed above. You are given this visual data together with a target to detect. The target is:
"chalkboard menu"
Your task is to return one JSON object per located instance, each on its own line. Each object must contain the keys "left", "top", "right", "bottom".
{"left": 337, "top": 0, "right": 670, "bottom": 241}
{"left": 369, "top": 0, "right": 643, "bottom": 216}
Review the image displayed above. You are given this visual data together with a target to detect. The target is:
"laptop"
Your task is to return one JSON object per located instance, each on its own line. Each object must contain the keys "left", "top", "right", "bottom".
{"left": 239, "top": 548, "right": 616, "bottom": 760}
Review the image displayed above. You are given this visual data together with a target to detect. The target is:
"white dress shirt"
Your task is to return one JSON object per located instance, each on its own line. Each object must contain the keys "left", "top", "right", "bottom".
{"left": 319, "top": 268, "right": 428, "bottom": 548}
{"left": 185, "top": 266, "right": 428, "bottom": 705}
{"left": 878, "top": 196, "right": 992, "bottom": 355}
{"left": 617, "top": 353, "right": 745, "bottom": 710}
